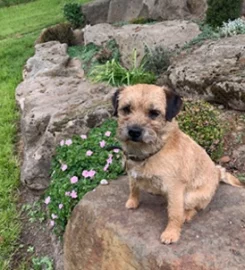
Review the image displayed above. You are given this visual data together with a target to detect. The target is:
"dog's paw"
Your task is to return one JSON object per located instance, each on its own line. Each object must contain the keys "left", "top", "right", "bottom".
{"left": 160, "top": 229, "right": 180, "bottom": 244}
{"left": 125, "top": 198, "right": 139, "bottom": 209}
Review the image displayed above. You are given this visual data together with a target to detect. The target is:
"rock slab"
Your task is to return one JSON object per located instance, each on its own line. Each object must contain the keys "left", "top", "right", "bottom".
{"left": 16, "top": 41, "right": 115, "bottom": 190}
{"left": 169, "top": 35, "right": 245, "bottom": 111}
{"left": 64, "top": 176, "right": 245, "bottom": 270}
{"left": 82, "top": 0, "right": 207, "bottom": 25}
{"left": 84, "top": 21, "right": 200, "bottom": 68}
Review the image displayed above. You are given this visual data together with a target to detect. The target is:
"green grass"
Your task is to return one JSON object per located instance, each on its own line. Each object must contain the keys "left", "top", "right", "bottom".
{"left": 0, "top": 0, "right": 35, "bottom": 9}
{"left": 0, "top": 0, "right": 88, "bottom": 268}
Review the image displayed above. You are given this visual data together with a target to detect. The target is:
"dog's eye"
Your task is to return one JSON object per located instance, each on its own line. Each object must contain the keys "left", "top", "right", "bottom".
{"left": 149, "top": 109, "right": 160, "bottom": 119}
{"left": 121, "top": 105, "right": 131, "bottom": 115}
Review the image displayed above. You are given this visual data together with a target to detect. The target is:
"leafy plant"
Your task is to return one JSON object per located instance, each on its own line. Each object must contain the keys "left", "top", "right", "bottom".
{"left": 63, "top": 3, "right": 85, "bottom": 29}
{"left": 206, "top": 0, "right": 242, "bottom": 27}
{"left": 31, "top": 256, "right": 53, "bottom": 270}
{"left": 177, "top": 100, "right": 224, "bottom": 160}
{"left": 68, "top": 40, "right": 120, "bottom": 74}
{"left": 44, "top": 119, "right": 124, "bottom": 236}
{"left": 219, "top": 18, "right": 245, "bottom": 37}
{"left": 22, "top": 201, "right": 46, "bottom": 223}
{"left": 90, "top": 50, "right": 156, "bottom": 86}
{"left": 142, "top": 46, "right": 171, "bottom": 75}
{"left": 182, "top": 24, "right": 220, "bottom": 49}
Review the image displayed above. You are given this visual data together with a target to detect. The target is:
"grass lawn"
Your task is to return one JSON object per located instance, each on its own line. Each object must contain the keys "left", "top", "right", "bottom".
{"left": 0, "top": 0, "right": 88, "bottom": 268}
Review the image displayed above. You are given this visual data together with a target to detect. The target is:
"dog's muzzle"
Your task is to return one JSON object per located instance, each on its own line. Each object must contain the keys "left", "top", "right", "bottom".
{"left": 127, "top": 125, "right": 143, "bottom": 142}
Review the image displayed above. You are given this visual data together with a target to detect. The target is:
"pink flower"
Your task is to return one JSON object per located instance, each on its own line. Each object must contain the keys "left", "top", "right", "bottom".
{"left": 82, "top": 169, "right": 96, "bottom": 178}
{"left": 61, "top": 164, "right": 68, "bottom": 171}
{"left": 58, "top": 204, "right": 63, "bottom": 209}
{"left": 88, "top": 169, "right": 96, "bottom": 178}
{"left": 70, "top": 176, "right": 78, "bottom": 184}
{"left": 50, "top": 220, "right": 55, "bottom": 227}
{"left": 51, "top": 213, "right": 58, "bottom": 219}
{"left": 65, "top": 191, "right": 70, "bottom": 196}
{"left": 103, "top": 164, "right": 109, "bottom": 171}
{"left": 86, "top": 150, "right": 93, "bottom": 156}
{"left": 70, "top": 190, "right": 77, "bottom": 199}
{"left": 82, "top": 170, "right": 89, "bottom": 178}
{"left": 44, "top": 196, "right": 51, "bottom": 205}
{"left": 65, "top": 139, "right": 72, "bottom": 146}
{"left": 113, "top": 149, "right": 120, "bottom": 153}
{"left": 100, "top": 140, "right": 106, "bottom": 148}
{"left": 60, "top": 140, "right": 65, "bottom": 146}
{"left": 105, "top": 131, "right": 111, "bottom": 137}
{"left": 80, "top": 134, "right": 87, "bottom": 140}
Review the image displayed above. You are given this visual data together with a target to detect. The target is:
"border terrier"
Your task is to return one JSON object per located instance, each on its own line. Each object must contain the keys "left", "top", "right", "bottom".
{"left": 112, "top": 84, "right": 244, "bottom": 244}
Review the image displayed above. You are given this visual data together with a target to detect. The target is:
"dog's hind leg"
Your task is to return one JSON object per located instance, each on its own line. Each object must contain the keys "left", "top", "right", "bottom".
{"left": 125, "top": 177, "right": 140, "bottom": 209}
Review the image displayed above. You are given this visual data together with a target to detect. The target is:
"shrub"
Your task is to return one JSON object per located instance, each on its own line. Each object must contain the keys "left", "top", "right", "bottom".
{"left": 90, "top": 50, "right": 156, "bottom": 86}
{"left": 206, "top": 0, "right": 242, "bottom": 27}
{"left": 44, "top": 119, "right": 124, "bottom": 236}
{"left": 63, "top": 3, "right": 85, "bottom": 29}
{"left": 219, "top": 18, "right": 245, "bottom": 37}
{"left": 142, "top": 46, "right": 171, "bottom": 75}
{"left": 177, "top": 100, "right": 224, "bottom": 160}
{"left": 35, "top": 23, "right": 75, "bottom": 46}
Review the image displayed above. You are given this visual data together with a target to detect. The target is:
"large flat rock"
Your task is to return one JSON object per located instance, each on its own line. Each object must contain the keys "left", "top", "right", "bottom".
{"left": 64, "top": 176, "right": 245, "bottom": 270}
{"left": 84, "top": 21, "right": 200, "bottom": 69}
{"left": 82, "top": 0, "right": 207, "bottom": 25}
{"left": 169, "top": 35, "right": 245, "bottom": 111}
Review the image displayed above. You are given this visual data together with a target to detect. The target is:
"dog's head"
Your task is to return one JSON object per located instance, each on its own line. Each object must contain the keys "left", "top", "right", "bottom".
{"left": 112, "top": 84, "right": 182, "bottom": 158}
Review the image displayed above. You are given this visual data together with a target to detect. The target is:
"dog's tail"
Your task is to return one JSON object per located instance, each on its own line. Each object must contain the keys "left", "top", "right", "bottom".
{"left": 216, "top": 165, "right": 245, "bottom": 188}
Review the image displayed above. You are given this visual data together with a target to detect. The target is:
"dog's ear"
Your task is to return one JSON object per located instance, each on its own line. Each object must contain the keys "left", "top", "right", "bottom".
{"left": 165, "top": 89, "right": 183, "bottom": 122}
{"left": 112, "top": 89, "right": 120, "bottom": 117}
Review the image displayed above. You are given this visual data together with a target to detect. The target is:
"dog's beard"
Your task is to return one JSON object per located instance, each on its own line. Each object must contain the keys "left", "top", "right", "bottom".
{"left": 117, "top": 126, "right": 164, "bottom": 160}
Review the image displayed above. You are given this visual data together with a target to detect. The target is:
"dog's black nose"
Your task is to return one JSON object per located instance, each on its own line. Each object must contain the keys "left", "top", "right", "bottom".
{"left": 128, "top": 126, "right": 143, "bottom": 141}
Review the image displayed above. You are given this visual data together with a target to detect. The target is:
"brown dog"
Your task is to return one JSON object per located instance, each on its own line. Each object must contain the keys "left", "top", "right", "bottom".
{"left": 112, "top": 84, "right": 244, "bottom": 244}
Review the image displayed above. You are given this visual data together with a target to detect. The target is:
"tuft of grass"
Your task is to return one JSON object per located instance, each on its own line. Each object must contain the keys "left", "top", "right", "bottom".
{"left": 142, "top": 45, "right": 171, "bottom": 75}
{"left": 68, "top": 39, "right": 120, "bottom": 74}
{"left": 90, "top": 50, "right": 156, "bottom": 86}
{"left": 63, "top": 2, "right": 85, "bottom": 29}
{"left": 44, "top": 119, "right": 124, "bottom": 236}
{"left": 129, "top": 17, "right": 156, "bottom": 24}
{"left": 177, "top": 100, "right": 224, "bottom": 161}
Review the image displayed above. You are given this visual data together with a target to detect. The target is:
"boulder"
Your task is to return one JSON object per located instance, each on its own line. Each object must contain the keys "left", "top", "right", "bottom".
{"left": 84, "top": 21, "right": 201, "bottom": 68}
{"left": 169, "top": 35, "right": 245, "bottom": 111}
{"left": 82, "top": 0, "right": 207, "bottom": 25}
{"left": 16, "top": 41, "right": 115, "bottom": 190}
{"left": 64, "top": 176, "right": 245, "bottom": 270}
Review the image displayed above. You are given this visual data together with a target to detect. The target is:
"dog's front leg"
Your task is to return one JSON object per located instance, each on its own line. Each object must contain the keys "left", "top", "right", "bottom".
{"left": 125, "top": 176, "right": 140, "bottom": 209}
{"left": 161, "top": 186, "right": 184, "bottom": 244}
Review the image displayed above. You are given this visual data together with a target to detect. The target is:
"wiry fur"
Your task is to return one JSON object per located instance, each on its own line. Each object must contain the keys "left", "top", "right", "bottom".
{"left": 113, "top": 84, "right": 244, "bottom": 244}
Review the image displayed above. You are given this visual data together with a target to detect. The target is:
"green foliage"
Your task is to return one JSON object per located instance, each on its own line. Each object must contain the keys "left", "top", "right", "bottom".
{"left": 142, "top": 46, "right": 171, "bottom": 75}
{"left": 206, "top": 0, "right": 242, "bottom": 27}
{"left": 219, "top": 18, "right": 245, "bottom": 37}
{"left": 44, "top": 119, "right": 124, "bottom": 236}
{"left": 0, "top": 0, "right": 35, "bottom": 8}
{"left": 22, "top": 201, "right": 46, "bottom": 223}
{"left": 130, "top": 17, "right": 156, "bottom": 24}
{"left": 31, "top": 256, "right": 53, "bottom": 270}
{"left": 36, "top": 23, "right": 75, "bottom": 46}
{"left": 182, "top": 24, "right": 220, "bottom": 48}
{"left": 63, "top": 2, "right": 85, "bottom": 28}
{"left": 177, "top": 100, "right": 224, "bottom": 160}
{"left": 90, "top": 50, "right": 156, "bottom": 86}
{"left": 68, "top": 40, "right": 120, "bottom": 74}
